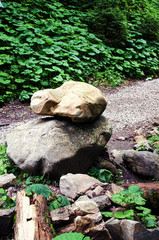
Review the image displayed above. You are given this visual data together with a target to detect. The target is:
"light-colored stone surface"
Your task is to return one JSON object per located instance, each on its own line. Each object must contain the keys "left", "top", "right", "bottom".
{"left": 105, "top": 218, "right": 159, "bottom": 240}
{"left": 6, "top": 116, "right": 112, "bottom": 177}
{"left": 123, "top": 150, "right": 159, "bottom": 178}
{"left": 31, "top": 81, "right": 107, "bottom": 122}
{"left": 60, "top": 173, "right": 108, "bottom": 199}
{"left": 0, "top": 174, "right": 16, "bottom": 188}
{"left": 74, "top": 195, "right": 99, "bottom": 215}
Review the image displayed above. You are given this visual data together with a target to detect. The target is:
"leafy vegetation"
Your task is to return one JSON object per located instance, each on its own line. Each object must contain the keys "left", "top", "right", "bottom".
{"left": 52, "top": 232, "right": 90, "bottom": 240}
{"left": 101, "top": 185, "right": 157, "bottom": 228}
{"left": 1, "top": 0, "right": 159, "bottom": 103}
{"left": 0, "top": 145, "right": 20, "bottom": 175}
{"left": 25, "top": 183, "right": 51, "bottom": 198}
{"left": 25, "top": 183, "right": 71, "bottom": 211}
{"left": 147, "top": 129, "right": 159, "bottom": 150}
{"left": 0, "top": 188, "right": 15, "bottom": 209}
{"left": 87, "top": 167, "right": 113, "bottom": 183}
{"left": 135, "top": 126, "right": 159, "bottom": 152}
{"left": 136, "top": 143, "right": 153, "bottom": 152}
{"left": 0, "top": 0, "right": 113, "bottom": 103}
{"left": 49, "top": 195, "right": 71, "bottom": 211}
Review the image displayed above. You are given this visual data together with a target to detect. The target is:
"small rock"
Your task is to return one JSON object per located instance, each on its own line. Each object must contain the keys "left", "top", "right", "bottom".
{"left": 79, "top": 221, "right": 112, "bottom": 240}
{"left": 60, "top": 173, "right": 107, "bottom": 199}
{"left": 92, "top": 195, "right": 111, "bottom": 210}
{"left": 50, "top": 205, "right": 74, "bottom": 225}
{"left": 86, "top": 186, "right": 104, "bottom": 198}
{"left": 149, "top": 128, "right": 158, "bottom": 136}
{"left": 96, "top": 156, "right": 119, "bottom": 175}
{"left": 116, "top": 136, "right": 126, "bottom": 141}
{"left": 123, "top": 150, "right": 159, "bottom": 178}
{"left": 153, "top": 117, "right": 159, "bottom": 126}
{"left": 50, "top": 195, "right": 111, "bottom": 240}
{"left": 74, "top": 195, "right": 99, "bottom": 215}
{"left": 0, "top": 174, "right": 16, "bottom": 188}
{"left": 154, "top": 141, "right": 159, "bottom": 146}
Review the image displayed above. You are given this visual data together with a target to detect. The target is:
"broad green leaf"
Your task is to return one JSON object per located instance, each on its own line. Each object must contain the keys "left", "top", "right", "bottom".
{"left": 25, "top": 184, "right": 51, "bottom": 198}
{"left": 15, "top": 79, "right": 25, "bottom": 83}
{"left": 49, "top": 200, "right": 60, "bottom": 211}
{"left": 52, "top": 232, "right": 90, "bottom": 240}
{"left": 123, "top": 210, "right": 134, "bottom": 219}
{"left": 134, "top": 196, "right": 146, "bottom": 205}
{"left": 0, "top": 71, "right": 10, "bottom": 77}
{"left": 0, "top": 188, "right": 6, "bottom": 194}
{"left": 114, "top": 211, "right": 125, "bottom": 219}
{"left": 60, "top": 196, "right": 71, "bottom": 207}
{"left": 101, "top": 212, "right": 114, "bottom": 218}
{"left": 128, "top": 185, "right": 143, "bottom": 195}
{"left": 0, "top": 78, "right": 11, "bottom": 84}
{"left": 116, "top": 49, "right": 125, "bottom": 54}
{"left": 98, "top": 169, "right": 113, "bottom": 182}
{"left": 136, "top": 206, "right": 151, "bottom": 215}
{"left": 144, "top": 216, "right": 157, "bottom": 228}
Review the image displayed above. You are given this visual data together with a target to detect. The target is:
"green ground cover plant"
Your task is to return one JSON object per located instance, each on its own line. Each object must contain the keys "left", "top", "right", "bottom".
{"left": 52, "top": 232, "right": 90, "bottom": 240}
{"left": 0, "top": 145, "right": 20, "bottom": 175}
{"left": 87, "top": 167, "right": 113, "bottom": 183}
{"left": 147, "top": 129, "right": 159, "bottom": 150}
{"left": 101, "top": 185, "right": 157, "bottom": 228}
{"left": 0, "top": 0, "right": 112, "bottom": 103}
{"left": 1, "top": 0, "right": 159, "bottom": 103}
{"left": 0, "top": 188, "right": 15, "bottom": 209}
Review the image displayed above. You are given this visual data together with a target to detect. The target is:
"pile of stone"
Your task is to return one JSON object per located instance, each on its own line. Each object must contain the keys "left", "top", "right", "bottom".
{"left": 6, "top": 81, "right": 112, "bottom": 177}
{"left": 51, "top": 173, "right": 159, "bottom": 240}
{"left": 1, "top": 172, "right": 159, "bottom": 240}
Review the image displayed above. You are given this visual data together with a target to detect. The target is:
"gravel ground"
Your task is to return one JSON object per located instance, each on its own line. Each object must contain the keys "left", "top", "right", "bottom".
{"left": 0, "top": 78, "right": 159, "bottom": 145}
{"left": 103, "top": 78, "right": 159, "bottom": 132}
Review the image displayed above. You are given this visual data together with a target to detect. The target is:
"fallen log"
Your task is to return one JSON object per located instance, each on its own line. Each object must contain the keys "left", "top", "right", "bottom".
{"left": 15, "top": 190, "right": 55, "bottom": 240}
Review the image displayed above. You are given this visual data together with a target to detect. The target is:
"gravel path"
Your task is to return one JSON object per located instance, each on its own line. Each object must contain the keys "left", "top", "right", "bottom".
{"left": 0, "top": 79, "right": 159, "bottom": 145}
{"left": 103, "top": 78, "right": 159, "bottom": 132}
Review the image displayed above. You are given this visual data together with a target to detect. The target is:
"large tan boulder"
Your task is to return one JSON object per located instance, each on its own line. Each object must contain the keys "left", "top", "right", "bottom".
{"left": 30, "top": 81, "right": 107, "bottom": 122}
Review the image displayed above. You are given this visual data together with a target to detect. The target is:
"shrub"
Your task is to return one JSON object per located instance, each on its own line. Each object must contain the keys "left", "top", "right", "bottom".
{"left": 0, "top": 0, "right": 109, "bottom": 102}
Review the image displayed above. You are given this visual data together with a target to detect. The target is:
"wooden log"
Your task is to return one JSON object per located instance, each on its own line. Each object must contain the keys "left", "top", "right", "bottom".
{"left": 33, "top": 193, "right": 54, "bottom": 240}
{"left": 15, "top": 191, "right": 54, "bottom": 240}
